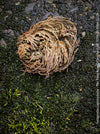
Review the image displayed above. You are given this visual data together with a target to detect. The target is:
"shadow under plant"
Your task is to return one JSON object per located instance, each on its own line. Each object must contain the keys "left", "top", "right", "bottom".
{"left": 0, "top": 0, "right": 100, "bottom": 133}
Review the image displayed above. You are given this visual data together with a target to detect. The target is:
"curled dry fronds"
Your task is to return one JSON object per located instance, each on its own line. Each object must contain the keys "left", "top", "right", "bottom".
{"left": 17, "top": 16, "right": 79, "bottom": 77}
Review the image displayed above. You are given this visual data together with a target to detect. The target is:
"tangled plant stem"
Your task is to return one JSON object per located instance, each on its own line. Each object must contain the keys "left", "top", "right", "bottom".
{"left": 17, "top": 16, "right": 79, "bottom": 77}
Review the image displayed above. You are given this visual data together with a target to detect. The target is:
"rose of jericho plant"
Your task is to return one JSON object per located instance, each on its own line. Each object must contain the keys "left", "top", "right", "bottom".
{"left": 17, "top": 16, "right": 79, "bottom": 77}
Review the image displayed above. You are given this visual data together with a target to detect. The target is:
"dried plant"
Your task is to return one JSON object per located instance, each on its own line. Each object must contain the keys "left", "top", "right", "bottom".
{"left": 17, "top": 16, "right": 79, "bottom": 77}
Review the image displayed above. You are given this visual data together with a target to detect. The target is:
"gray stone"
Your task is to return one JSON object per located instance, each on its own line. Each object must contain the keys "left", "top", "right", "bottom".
{"left": 25, "top": 3, "right": 35, "bottom": 13}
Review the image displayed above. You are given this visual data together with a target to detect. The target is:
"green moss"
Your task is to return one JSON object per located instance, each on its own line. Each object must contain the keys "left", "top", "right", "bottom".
{"left": 0, "top": 1, "right": 100, "bottom": 134}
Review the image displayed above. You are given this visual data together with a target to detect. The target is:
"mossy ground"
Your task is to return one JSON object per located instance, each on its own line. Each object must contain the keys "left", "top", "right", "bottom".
{"left": 0, "top": 0, "right": 100, "bottom": 134}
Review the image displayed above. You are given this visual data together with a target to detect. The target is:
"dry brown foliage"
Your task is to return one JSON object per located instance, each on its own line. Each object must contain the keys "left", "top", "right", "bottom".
{"left": 17, "top": 16, "right": 79, "bottom": 77}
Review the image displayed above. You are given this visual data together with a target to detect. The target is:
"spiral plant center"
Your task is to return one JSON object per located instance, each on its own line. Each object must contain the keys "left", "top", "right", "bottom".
{"left": 17, "top": 16, "right": 79, "bottom": 77}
